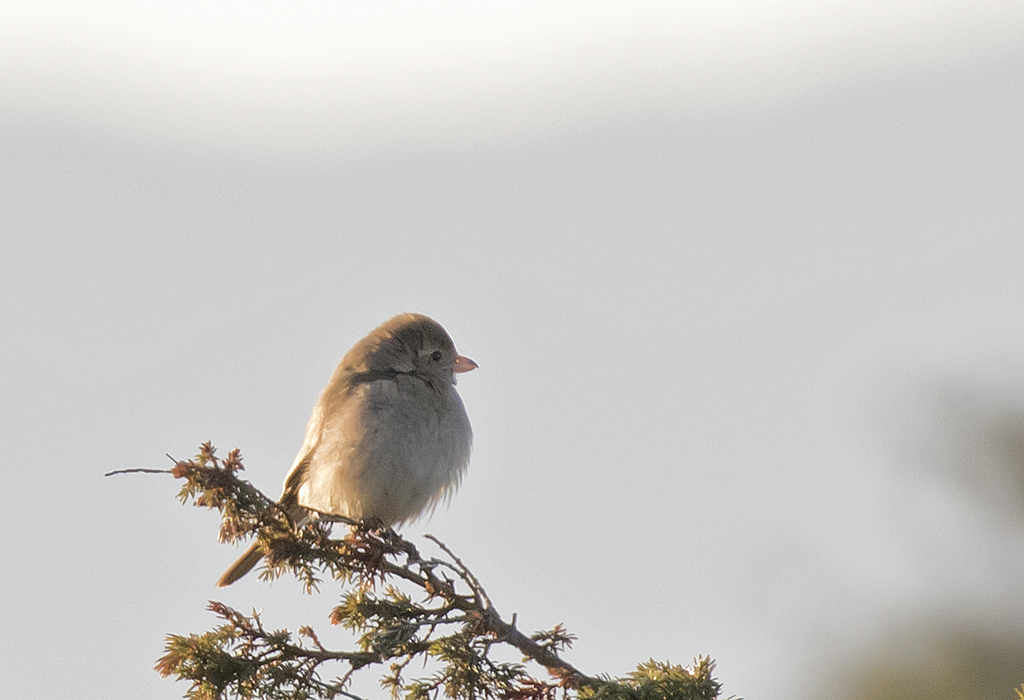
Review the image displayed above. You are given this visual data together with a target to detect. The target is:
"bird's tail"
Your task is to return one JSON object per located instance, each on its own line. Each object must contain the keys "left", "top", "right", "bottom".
{"left": 216, "top": 541, "right": 264, "bottom": 587}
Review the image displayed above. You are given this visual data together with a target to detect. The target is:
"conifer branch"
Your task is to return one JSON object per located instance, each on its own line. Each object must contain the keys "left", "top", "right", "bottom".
{"left": 146, "top": 443, "right": 728, "bottom": 700}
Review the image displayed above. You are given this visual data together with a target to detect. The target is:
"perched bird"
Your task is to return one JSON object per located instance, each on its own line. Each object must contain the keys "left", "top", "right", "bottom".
{"left": 216, "top": 313, "right": 476, "bottom": 587}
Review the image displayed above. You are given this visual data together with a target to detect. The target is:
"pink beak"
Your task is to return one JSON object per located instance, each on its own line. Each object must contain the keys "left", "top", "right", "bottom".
{"left": 454, "top": 355, "right": 479, "bottom": 373}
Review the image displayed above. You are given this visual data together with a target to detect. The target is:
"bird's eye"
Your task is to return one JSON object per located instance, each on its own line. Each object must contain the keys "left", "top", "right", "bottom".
{"left": 430, "top": 350, "right": 443, "bottom": 362}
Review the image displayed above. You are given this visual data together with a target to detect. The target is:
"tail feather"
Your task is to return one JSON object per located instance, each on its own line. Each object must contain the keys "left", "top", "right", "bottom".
{"left": 216, "top": 541, "right": 264, "bottom": 587}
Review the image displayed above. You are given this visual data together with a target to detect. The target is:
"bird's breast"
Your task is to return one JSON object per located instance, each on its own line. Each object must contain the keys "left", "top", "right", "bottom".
{"left": 297, "top": 375, "right": 471, "bottom": 526}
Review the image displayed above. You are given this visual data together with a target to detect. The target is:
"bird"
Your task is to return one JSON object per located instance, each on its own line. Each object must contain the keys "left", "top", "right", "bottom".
{"left": 216, "top": 313, "right": 477, "bottom": 587}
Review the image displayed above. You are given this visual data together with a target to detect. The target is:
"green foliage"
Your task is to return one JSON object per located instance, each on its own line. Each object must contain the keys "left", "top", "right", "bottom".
{"left": 157, "top": 444, "right": 729, "bottom": 700}
{"left": 155, "top": 602, "right": 367, "bottom": 700}
{"left": 578, "top": 659, "right": 722, "bottom": 700}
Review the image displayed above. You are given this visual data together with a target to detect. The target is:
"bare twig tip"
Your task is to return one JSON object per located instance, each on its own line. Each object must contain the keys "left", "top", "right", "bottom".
{"left": 104, "top": 468, "right": 174, "bottom": 477}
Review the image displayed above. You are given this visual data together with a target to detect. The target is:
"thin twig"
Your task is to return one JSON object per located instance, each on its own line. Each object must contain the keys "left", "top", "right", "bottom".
{"left": 104, "top": 468, "right": 174, "bottom": 477}
{"left": 425, "top": 533, "right": 492, "bottom": 608}
{"left": 332, "top": 688, "right": 371, "bottom": 700}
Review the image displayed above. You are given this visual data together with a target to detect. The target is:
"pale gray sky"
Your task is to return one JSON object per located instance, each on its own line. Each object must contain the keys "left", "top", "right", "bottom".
{"left": 3, "top": 3, "right": 1024, "bottom": 699}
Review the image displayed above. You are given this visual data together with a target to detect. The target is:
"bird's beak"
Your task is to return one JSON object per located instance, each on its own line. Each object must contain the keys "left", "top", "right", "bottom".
{"left": 454, "top": 355, "right": 478, "bottom": 373}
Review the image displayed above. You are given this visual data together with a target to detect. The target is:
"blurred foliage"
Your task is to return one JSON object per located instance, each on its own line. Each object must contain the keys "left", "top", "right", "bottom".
{"left": 820, "top": 620, "right": 1024, "bottom": 700}
{"left": 155, "top": 444, "right": 728, "bottom": 700}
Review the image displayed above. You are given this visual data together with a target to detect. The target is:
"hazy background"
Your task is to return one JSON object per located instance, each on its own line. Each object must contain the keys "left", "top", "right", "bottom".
{"left": 3, "top": 2, "right": 1024, "bottom": 698}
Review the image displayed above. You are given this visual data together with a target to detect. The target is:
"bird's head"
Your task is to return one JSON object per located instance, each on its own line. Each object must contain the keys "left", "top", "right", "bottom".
{"left": 355, "top": 313, "right": 477, "bottom": 388}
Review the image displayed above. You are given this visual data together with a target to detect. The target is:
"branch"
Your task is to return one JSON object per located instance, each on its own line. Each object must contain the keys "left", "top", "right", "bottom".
{"left": 151, "top": 444, "right": 725, "bottom": 700}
